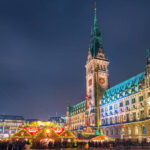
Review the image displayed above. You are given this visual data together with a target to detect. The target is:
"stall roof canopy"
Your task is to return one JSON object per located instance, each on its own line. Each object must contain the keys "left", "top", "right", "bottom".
{"left": 11, "top": 128, "right": 32, "bottom": 139}
{"left": 33, "top": 127, "right": 60, "bottom": 141}
{"left": 91, "top": 135, "right": 113, "bottom": 142}
{"left": 59, "top": 129, "right": 76, "bottom": 139}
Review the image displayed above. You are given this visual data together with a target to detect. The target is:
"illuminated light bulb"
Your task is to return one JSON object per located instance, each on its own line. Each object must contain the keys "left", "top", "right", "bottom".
{"left": 38, "top": 121, "right": 42, "bottom": 125}
{"left": 46, "top": 129, "right": 50, "bottom": 133}
{"left": 147, "top": 101, "right": 150, "bottom": 105}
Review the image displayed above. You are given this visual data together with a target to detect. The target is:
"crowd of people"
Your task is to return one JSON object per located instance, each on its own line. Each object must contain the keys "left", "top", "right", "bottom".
{"left": 0, "top": 141, "right": 30, "bottom": 150}
{"left": 0, "top": 139, "right": 150, "bottom": 149}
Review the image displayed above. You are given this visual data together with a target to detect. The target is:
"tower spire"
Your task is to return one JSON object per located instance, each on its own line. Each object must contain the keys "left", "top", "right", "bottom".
{"left": 94, "top": 2, "right": 97, "bottom": 32}
{"left": 94, "top": 1, "right": 97, "bottom": 25}
{"left": 89, "top": 2, "right": 106, "bottom": 59}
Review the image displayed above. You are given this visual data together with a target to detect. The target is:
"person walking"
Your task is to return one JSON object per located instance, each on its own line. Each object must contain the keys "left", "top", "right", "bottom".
{"left": 24, "top": 142, "right": 31, "bottom": 150}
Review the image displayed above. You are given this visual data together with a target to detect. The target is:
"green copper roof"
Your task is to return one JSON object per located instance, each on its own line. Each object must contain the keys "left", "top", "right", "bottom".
{"left": 90, "top": 8, "right": 103, "bottom": 57}
{"left": 101, "top": 72, "right": 145, "bottom": 105}
{"left": 69, "top": 100, "right": 86, "bottom": 116}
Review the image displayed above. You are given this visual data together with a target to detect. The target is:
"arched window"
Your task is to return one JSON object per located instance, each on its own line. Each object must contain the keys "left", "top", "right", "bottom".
{"left": 111, "top": 129, "right": 113, "bottom": 135}
{"left": 142, "top": 126, "right": 146, "bottom": 134}
{"left": 106, "top": 130, "right": 109, "bottom": 136}
{"left": 128, "top": 127, "right": 131, "bottom": 135}
{"left": 135, "top": 126, "right": 138, "bottom": 135}
{"left": 103, "top": 65, "right": 106, "bottom": 71}
{"left": 106, "top": 118, "right": 108, "bottom": 125}
{"left": 115, "top": 128, "right": 118, "bottom": 135}
{"left": 121, "top": 128, "right": 125, "bottom": 135}
{"left": 100, "top": 65, "right": 103, "bottom": 70}
{"left": 110, "top": 117, "right": 112, "bottom": 124}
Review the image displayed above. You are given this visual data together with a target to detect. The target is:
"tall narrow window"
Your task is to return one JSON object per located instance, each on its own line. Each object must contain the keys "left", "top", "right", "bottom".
{"left": 139, "top": 96, "right": 143, "bottom": 102}
{"left": 135, "top": 126, "right": 138, "bottom": 135}
{"left": 116, "top": 128, "right": 118, "bottom": 135}
{"left": 111, "top": 129, "right": 113, "bottom": 135}
{"left": 126, "top": 100, "right": 129, "bottom": 105}
{"left": 103, "top": 65, "right": 106, "bottom": 71}
{"left": 126, "top": 114, "right": 129, "bottom": 122}
{"left": 106, "top": 130, "right": 109, "bottom": 136}
{"left": 148, "top": 92, "right": 150, "bottom": 97}
{"left": 142, "top": 126, "right": 146, "bottom": 134}
{"left": 133, "top": 112, "right": 136, "bottom": 121}
{"left": 128, "top": 127, "right": 131, "bottom": 135}
{"left": 132, "top": 98, "right": 136, "bottom": 104}
{"left": 89, "top": 79, "right": 92, "bottom": 86}
{"left": 115, "top": 116, "right": 117, "bottom": 123}
{"left": 120, "top": 102, "right": 123, "bottom": 107}
{"left": 110, "top": 117, "right": 112, "bottom": 124}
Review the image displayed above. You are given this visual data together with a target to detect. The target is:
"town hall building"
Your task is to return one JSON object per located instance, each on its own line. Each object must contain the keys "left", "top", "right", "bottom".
{"left": 66, "top": 7, "right": 150, "bottom": 141}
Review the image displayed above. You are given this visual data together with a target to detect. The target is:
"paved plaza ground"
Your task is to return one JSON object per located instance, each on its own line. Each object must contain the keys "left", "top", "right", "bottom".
{"left": 32, "top": 146, "right": 150, "bottom": 150}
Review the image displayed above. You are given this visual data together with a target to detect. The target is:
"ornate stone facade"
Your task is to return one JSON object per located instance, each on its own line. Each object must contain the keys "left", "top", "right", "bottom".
{"left": 66, "top": 8, "right": 150, "bottom": 141}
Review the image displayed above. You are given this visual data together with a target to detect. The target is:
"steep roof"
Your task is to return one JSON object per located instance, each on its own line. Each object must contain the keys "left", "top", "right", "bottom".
{"left": 69, "top": 100, "right": 86, "bottom": 116}
{"left": 11, "top": 128, "right": 32, "bottom": 139}
{"left": 101, "top": 72, "right": 145, "bottom": 105}
{"left": 59, "top": 129, "right": 76, "bottom": 139}
{"left": 89, "top": 6, "right": 107, "bottom": 61}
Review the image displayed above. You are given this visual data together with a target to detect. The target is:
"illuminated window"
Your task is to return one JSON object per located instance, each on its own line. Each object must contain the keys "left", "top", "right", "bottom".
{"left": 120, "top": 115, "right": 123, "bottom": 123}
{"left": 133, "top": 112, "right": 136, "bottom": 121}
{"left": 139, "top": 96, "right": 143, "bottom": 102}
{"left": 106, "top": 130, "right": 109, "bottom": 136}
{"left": 121, "top": 128, "right": 125, "bottom": 135}
{"left": 120, "top": 102, "right": 123, "bottom": 107}
{"left": 89, "top": 89, "right": 92, "bottom": 95}
{"left": 103, "top": 65, "right": 106, "bottom": 71}
{"left": 111, "top": 129, "right": 113, "bottom": 135}
{"left": 135, "top": 126, "right": 138, "bottom": 135}
{"left": 132, "top": 98, "right": 136, "bottom": 104}
{"left": 128, "top": 127, "right": 131, "bottom": 135}
{"left": 142, "top": 126, "right": 146, "bottom": 134}
{"left": 114, "top": 104, "right": 118, "bottom": 109}
{"left": 148, "top": 92, "right": 150, "bottom": 98}
{"left": 141, "top": 110, "right": 144, "bottom": 115}
{"left": 110, "top": 117, "right": 112, "bottom": 124}
{"left": 126, "top": 114, "right": 129, "bottom": 122}
{"left": 117, "top": 94, "right": 119, "bottom": 98}
{"left": 88, "top": 79, "right": 92, "bottom": 86}
{"left": 109, "top": 106, "right": 113, "bottom": 110}
{"left": 99, "top": 65, "right": 102, "bottom": 70}
{"left": 106, "top": 119, "right": 108, "bottom": 124}
{"left": 149, "top": 109, "right": 150, "bottom": 115}
{"left": 126, "top": 100, "right": 129, "bottom": 105}
{"left": 115, "top": 128, "right": 118, "bottom": 135}
{"left": 115, "top": 116, "right": 117, "bottom": 123}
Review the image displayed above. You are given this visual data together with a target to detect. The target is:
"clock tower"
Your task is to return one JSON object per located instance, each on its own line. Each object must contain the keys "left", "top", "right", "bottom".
{"left": 85, "top": 7, "right": 109, "bottom": 127}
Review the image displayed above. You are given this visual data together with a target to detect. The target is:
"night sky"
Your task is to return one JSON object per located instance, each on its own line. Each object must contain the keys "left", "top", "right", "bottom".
{"left": 0, "top": 0, "right": 150, "bottom": 120}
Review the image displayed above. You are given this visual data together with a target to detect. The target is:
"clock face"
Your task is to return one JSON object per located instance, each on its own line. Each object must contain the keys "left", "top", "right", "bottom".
{"left": 99, "top": 78, "right": 105, "bottom": 85}
{"left": 89, "top": 79, "right": 92, "bottom": 86}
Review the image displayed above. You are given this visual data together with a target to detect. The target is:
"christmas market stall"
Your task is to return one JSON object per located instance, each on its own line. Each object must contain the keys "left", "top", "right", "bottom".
{"left": 59, "top": 129, "right": 76, "bottom": 142}
{"left": 90, "top": 134, "right": 114, "bottom": 142}
{"left": 52, "top": 126, "right": 64, "bottom": 135}
{"left": 10, "top": 128, "right": 32, "bottom": 141}
{"left": 32, "top": 126, "right": 60, "bottom": 147}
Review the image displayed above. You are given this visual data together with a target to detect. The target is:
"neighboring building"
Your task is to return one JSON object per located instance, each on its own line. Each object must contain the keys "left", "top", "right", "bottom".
{"left": 0, "top": 115, "right": 24, "bottom": 139}
{"left": 26, "top": 119, "right": 39, "bottom": 124}
{"left": 49, "top": 116, "right": 65, "bottom": 126}
{"left": 66, "top": 6, "right": 150, "bottom": 142}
